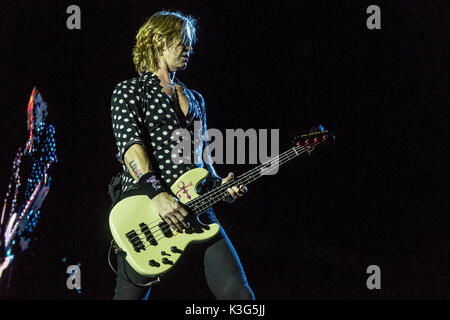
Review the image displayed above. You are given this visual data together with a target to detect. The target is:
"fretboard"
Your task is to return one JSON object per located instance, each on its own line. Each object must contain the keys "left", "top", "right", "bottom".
{"left": 186, "top": 140, "right": 322, "bottom": 215}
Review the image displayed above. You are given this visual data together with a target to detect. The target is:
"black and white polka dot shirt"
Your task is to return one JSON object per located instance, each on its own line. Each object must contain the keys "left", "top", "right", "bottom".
{"left": 111, "top": 71, "right": 221, "bottom": 193}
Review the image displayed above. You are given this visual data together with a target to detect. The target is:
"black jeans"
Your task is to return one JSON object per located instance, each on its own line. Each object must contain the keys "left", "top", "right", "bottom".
{"left": 112, "top": 188, "right": 255, "bottom": 300}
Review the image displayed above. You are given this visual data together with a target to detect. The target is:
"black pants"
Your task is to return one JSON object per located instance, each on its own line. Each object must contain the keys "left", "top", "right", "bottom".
{"left": 112, "top": 188, "right": 255, "bottom": 300}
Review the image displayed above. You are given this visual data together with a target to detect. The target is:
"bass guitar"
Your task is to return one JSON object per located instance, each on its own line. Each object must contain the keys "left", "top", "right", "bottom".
{"left": 109, "top": 126, "right": 334, "bottom": 277}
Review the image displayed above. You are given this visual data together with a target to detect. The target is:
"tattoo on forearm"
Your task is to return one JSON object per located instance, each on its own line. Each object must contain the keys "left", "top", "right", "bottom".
{"left": 129, "top": 160, "right": 144, "bottom": 180}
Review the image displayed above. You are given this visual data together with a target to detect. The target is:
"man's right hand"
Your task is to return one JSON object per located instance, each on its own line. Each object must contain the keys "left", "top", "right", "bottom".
{"left": 152, "top": 192, "right": 189, "bottom": 232}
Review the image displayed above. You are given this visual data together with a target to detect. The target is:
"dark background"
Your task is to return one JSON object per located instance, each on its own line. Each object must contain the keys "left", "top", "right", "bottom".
{"left": 0, "top": 0, "right": 448, "bottom": 299}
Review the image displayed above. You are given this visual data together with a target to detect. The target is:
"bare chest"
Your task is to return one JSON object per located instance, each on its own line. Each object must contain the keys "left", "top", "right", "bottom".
{"left": 161, "top": 83, "right": 189, "bottom": 116}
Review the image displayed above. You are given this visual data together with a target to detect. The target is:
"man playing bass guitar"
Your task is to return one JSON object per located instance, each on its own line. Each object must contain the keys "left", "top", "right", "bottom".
{"left": 110, "top": 10, "right": 255, "bottom": 300}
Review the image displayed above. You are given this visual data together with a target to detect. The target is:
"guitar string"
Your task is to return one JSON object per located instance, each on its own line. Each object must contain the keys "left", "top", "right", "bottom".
{"left": 143, "top": 144, "right": 305, "bottom": 233}
{"left": 125, "top": 139, "right": 325, "bottom": 245}
{"left": 125, "top": 140, "right": 317, "bottom": 242}
{"left": 128, "top": 142, "right": 309, "bottom": 236}
{"left": 142, "top": 139, "right": 324, "bottom": 246}
{"left": 126, "top": 139, "right": 323, "bottom": 245}
{"left": 127, "top": 138, "right": 325, "bottom": 245}
{"left": 145, "top": 138, "right": 321, "bottom": 230}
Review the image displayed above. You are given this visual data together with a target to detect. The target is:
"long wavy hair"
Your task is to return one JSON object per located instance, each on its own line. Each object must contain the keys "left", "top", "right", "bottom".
{"left": 132, "top": 11, "right": 198, "bottom": 75}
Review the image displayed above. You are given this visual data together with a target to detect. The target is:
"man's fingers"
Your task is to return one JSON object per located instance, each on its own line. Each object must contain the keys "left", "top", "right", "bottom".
{"left": 232, "top": 186, "right": 243, "bottom": 197}
{"left": 166, "top": 214, "right": 182, "bottom": 232}
{"left": 173, "top": 211, "right": 188, "bottom": 229}
{"left": 177, "top": 205, "right": 189, "bottom": 217}
{"left": 227, "top": 187, "right": 237, "bottom": 199}
{"left": 222, "top": 172, "right": 234, "bottom": 183}
{"left": 163, "top": 215, "right": 177, "bottom": 232}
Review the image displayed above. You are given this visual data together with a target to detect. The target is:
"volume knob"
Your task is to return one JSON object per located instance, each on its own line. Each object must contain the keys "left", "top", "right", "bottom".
{"left": 171, "top": 246, "right": 183, "bottom": 254}
{"left": 149, "top": 259, "right": 160, "bottom": 267}
{"left": 161, "top": 258, "right": 173, "bottom": 265}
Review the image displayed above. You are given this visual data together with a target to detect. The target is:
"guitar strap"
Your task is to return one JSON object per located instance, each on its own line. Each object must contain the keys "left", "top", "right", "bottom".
{"left": 108, "top": 240, "right": 161, "bottom": 287}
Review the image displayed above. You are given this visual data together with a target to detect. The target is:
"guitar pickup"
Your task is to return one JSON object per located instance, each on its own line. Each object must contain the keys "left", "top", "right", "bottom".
{"left": 159, "top": 221, "right": 173, "bottom": 238}
{"left": 125, "top": 230, "right": 145, "bottom": 253}
{"left": 139, "top": 223, "right": 157, "bottom": 246}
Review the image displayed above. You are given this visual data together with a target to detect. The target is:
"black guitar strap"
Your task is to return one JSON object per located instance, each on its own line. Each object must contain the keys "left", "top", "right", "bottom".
{"left": 108, "top": 240, "right": 161, "bottom": 287}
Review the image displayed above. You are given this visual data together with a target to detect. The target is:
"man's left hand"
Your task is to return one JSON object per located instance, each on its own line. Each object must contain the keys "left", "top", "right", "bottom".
{"left": 222, "top": 172, "right": 247, "bottom": 202}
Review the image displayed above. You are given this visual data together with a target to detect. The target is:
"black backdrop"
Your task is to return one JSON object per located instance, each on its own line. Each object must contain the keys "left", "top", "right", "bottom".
{"left": 0, "top": 0, "right": 448, "bottom": 299}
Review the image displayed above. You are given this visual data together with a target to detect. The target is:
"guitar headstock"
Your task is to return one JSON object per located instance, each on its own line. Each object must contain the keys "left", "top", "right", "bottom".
{"left": 292, "top": 124, "right": 335, "bottom": 149}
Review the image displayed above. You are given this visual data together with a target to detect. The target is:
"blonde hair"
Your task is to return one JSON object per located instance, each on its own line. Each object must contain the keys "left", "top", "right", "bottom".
{"left": 132, "top": 11, "right": 198, "bottom": 75}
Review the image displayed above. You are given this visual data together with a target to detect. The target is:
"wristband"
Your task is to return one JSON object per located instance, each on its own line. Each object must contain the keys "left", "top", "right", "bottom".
{"left": 137, "top": 172, "right": 170, "bottom": 199}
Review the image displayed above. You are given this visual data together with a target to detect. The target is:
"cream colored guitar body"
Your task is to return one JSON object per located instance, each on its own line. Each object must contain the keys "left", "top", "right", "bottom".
{"left": 109, "top": 168, "right": 220, "bottom": 277}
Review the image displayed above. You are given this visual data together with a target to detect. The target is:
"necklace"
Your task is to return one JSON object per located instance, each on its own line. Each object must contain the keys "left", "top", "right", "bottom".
{"left": 160, "top": 79, "right": 185, "bottom": 101}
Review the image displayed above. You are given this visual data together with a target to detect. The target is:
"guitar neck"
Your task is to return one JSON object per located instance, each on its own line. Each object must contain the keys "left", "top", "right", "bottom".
{"left": 186, "top": 141, "right": 322, "bottom": 215}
